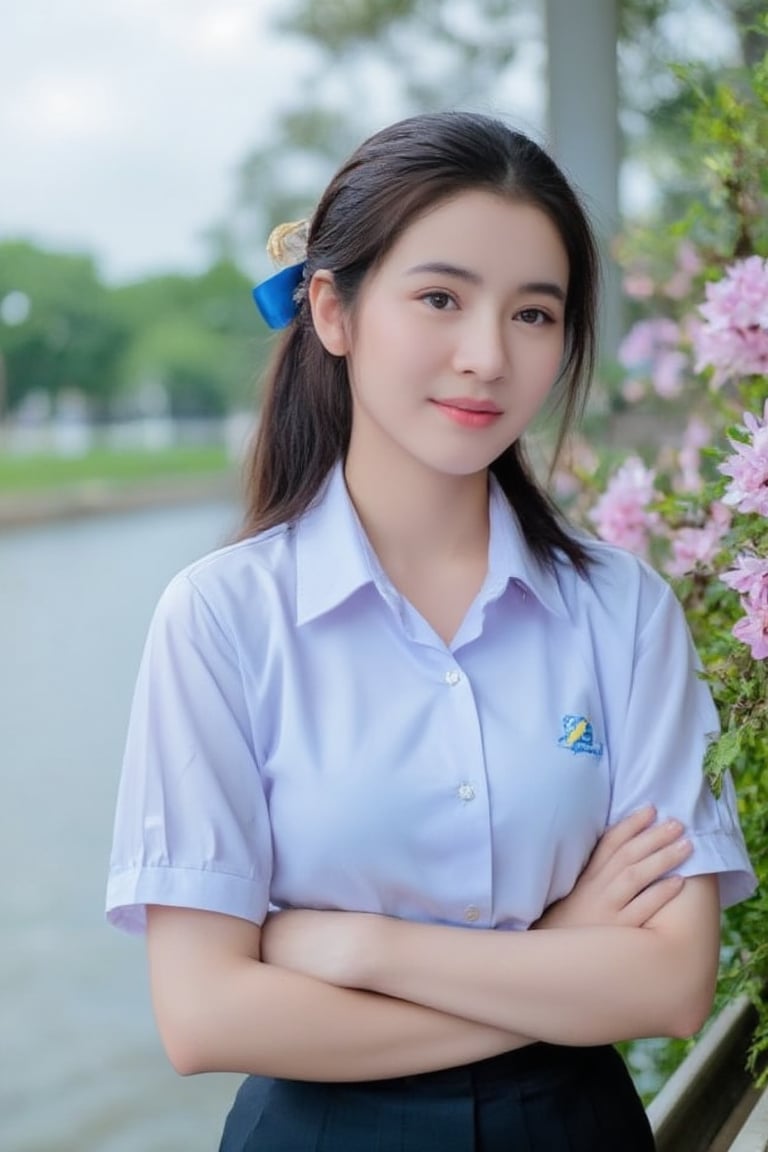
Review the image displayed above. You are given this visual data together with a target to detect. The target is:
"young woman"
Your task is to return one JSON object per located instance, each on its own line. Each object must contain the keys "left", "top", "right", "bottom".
{"left": 107, "top": 112, "right": 756, "bottom": 1151}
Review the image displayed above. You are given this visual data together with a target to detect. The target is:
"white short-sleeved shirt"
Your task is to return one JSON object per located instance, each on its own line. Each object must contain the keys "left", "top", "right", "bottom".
{"left": 106, "top": 462, "right": 756, "bottom": 934}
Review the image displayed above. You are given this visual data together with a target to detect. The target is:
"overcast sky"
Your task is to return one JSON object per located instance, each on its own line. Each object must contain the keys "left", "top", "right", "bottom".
{"left": 0, "top": 1, "right": 552, "bottom": 286}
{"left": 0, "top": 0, "right": 325, "bottom": 282}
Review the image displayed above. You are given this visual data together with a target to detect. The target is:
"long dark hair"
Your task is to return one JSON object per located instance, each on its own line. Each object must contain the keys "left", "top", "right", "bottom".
{"left": 240, "top": 111, "right": 599, "bottom": 572}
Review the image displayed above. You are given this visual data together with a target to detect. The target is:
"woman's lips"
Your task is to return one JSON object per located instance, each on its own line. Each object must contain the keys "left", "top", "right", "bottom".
{"left": 431, "top": 398, "right": 503, "bottom": 428}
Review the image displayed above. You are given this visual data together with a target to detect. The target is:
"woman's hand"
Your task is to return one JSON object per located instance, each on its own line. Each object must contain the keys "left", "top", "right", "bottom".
{"left": 535, "top": 805, "right": 692, "bottom": 931}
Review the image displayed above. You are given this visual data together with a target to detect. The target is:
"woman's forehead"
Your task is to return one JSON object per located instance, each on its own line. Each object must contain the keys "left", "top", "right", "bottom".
{"left": 380, "top": 191, "right": 569, "bottom": 287}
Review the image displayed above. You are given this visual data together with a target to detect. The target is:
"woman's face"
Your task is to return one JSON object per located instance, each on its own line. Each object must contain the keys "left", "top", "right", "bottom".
{"left": 320, "top": 189, "right": 570, "bottom": 481}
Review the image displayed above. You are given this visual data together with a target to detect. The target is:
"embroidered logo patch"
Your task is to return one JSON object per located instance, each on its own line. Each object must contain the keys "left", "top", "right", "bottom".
{"left": 558, "top": 714, "right": 603, "bottom": 757}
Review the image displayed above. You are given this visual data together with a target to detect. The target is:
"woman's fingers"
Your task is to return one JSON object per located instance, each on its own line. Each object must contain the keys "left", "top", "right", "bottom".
{"left": 544, "top": 808, "right": 693, "bottom": 931}
{"left": 611, "top": 818, "right": 688, "bottom": 869}
{"left": 612, "top": 836, "right": 693, "bottom": 908}
{"left": 586, "top": 805, "right": 657, "bottom": 872}
{"left": 617, "top": 874, "right": 686, "bottom": 927}
{"left": 590, "top": 812, "right": 688, "bottom": 882}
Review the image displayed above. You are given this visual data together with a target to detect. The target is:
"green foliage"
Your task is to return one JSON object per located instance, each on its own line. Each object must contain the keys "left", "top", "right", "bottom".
{"left": 676, "top": 56, "right": 768, "bottom": 258}
{"left": 617, "top": 1035, "right": 694, "bottom": 1105}
{"left": 0, "top": 242, "right": 130, "bottom": 414}
{"left": 621, "top": 10, "right": 768, "bottom": 254}
{"left": 111, "top": 261, "right": 264, "bottom": 417}
{"left": 277, "top": 0, "right": 427, "bottom": 52}
{"left": 0, "top": 446, "right": 230, "bottom": 492}
{"left": 0, "top": 246, "right": 267, "bottom": 419}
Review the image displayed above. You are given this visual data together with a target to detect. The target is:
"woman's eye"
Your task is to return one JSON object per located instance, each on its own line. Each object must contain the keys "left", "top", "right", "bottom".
{"left": 422, "top": 291, "right": 455, "bottom": 311}
{"left": 517, "top": 308, "right": 550, "bottom": 326}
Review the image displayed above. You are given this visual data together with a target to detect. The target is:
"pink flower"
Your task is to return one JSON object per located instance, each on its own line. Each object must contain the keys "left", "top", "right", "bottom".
{"left": 693, "top": 256, "right": 768, "bottom": 387}
{"left": 618, "top": 319, "right": 686, "bottom": 399}
{"left": 720, "top": 554, "right": 768, "bottom": 660}
{"left": 720, "top": 554, "right": 768, "bottom": 601}
{"left": 719, "top": 399, "right": 768, "bottom": 517}
{"left": 665, "top": 503, "right": 731, "bottom": 577}
{"left": 619, "top": 318, "right": 679, "bottom": 367}
{"left": 683, "top": 416, "right": 712, "bottom": 451}
{"left": 732, "top": 604, "right": 768, "bottom": 660}
{"left": 653, "top": 349, "right": 687, "bottom": 398}
{"left": 589, "top": 457, "right": 661, "bottom": 557}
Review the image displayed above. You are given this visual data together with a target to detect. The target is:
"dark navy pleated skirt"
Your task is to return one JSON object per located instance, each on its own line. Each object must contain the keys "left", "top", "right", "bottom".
{"left": 218, "top": 1043, "right": 655, "bottom": 1151}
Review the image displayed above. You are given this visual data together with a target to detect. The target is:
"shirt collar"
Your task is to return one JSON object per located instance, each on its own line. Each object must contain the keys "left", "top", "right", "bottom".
{"left": 295, "top": 461, "right": 375, "bottom": 625}
{"left": 295, "top": 461, "right": 569, "bottom": 625}
{"left": 487, "top": 474, "right": 569, "bottom": 620}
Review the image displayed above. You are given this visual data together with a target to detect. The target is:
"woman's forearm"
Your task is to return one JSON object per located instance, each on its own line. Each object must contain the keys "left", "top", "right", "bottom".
{"left": 364, "top": 923, "right": 699, "bottom": 1043}
{"left": 175, "top": 960, "right": 532, "bottom": 1080}
{"left": 147, "top": 906, "right": 531, "bottom": 1081}
{"left": 355, "top": 877, "right": 720, "bottom": 1045}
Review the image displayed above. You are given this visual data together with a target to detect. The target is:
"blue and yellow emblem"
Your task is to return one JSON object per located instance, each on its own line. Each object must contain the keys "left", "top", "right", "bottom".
{"left": 558, "top": 714, "right": 603, "bottom": 757}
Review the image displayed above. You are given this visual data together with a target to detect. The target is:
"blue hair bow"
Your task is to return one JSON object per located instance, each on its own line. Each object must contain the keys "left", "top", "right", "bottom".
{"left": 252, "top": 262, "right": 306, "bottom": 329}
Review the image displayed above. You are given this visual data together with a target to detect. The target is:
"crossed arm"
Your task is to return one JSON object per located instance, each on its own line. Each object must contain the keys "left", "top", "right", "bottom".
{"left": 146, "top": 807, "right": 721, "bottom": 1080}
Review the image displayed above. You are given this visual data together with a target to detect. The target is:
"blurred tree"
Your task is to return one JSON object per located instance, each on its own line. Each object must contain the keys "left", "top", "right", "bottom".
{"left": 0, "top": 244, "right": 270, "bottom": 418}
{"left": 0, "top": 242, "right": 129, "bottom": 416}
{"left": 620, "top": 0, "right": 767, "bottom": 221}
{"left": 111, "top": 260, "right": 269, "bottom": 418}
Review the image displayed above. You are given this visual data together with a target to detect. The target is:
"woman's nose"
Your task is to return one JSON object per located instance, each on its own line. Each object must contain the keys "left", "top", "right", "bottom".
{"left": 451, "top": 314, "right": 507, "bottom": 382}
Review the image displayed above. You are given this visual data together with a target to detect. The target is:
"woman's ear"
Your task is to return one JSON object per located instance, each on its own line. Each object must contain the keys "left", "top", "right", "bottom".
{"left": 308, "top": 270, "right": 349, "bottom": 356}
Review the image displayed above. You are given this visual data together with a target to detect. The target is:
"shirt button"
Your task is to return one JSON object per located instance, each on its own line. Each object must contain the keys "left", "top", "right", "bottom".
{"left": 464, "top": 905, "right": 480, "bottom": 923}
{"left": 445, "top": 670, "right": 461, "bottom": 686}
{"left": 457, "top": 783, "right": 475, "bottom": 802}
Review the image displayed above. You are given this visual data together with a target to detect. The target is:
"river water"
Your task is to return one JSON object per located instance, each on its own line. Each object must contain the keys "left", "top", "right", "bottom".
{"left": 1, "top": 502, "right": 244, "bottom": 1152}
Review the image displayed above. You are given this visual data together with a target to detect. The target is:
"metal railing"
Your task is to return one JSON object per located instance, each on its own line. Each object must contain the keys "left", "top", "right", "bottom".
{"left": 728, "top": 1086, "right": 768, "bottom": 1152}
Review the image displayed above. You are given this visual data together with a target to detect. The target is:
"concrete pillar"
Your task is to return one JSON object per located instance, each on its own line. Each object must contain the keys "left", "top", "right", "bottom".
{"left": 544, "top": 0, "right": 623, "bottom": 366}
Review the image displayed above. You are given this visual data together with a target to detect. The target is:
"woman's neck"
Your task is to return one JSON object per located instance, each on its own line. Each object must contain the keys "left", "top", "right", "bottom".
{"left": 343, "top": 447, "right": 490, "bottom": 576}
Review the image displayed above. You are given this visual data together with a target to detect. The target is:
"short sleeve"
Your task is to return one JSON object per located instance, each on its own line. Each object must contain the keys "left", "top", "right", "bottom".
{"left": 106, "top": 573, "right": 273, "bottom": 933}
{"left": 608, "top": 583, "right": 756, "bottom": 910}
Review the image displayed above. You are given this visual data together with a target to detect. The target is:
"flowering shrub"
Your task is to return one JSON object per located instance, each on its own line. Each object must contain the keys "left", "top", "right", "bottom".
{"left": 555, "top": 36, "right": 768, "bottom": 1086}
{"left": 721, "top": 550, "right": 768, "bottom": 660}
{"left": 721, "top": 400, "right": 768, "bottom": 518}
{"left": 588, "top": 456, "right": 661, "bottom": 557}
{"left": 694, "top": 258, "right": 768, "bottom": 386}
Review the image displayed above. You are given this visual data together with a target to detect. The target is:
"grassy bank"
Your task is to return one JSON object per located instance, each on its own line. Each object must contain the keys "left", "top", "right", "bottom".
{"left": 0, "top": 445, "right": 233, "bottom": 493}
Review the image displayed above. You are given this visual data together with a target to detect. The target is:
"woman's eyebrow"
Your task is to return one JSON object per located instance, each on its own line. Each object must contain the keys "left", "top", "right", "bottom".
{"left": 405, "top": 262, "right": 566, "bottom": 301}
{"left": 406, "top": 261, "right": 483, "bottom": 284}
{"left": 519, "top": 280, "right": 567, "bottom": 302}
